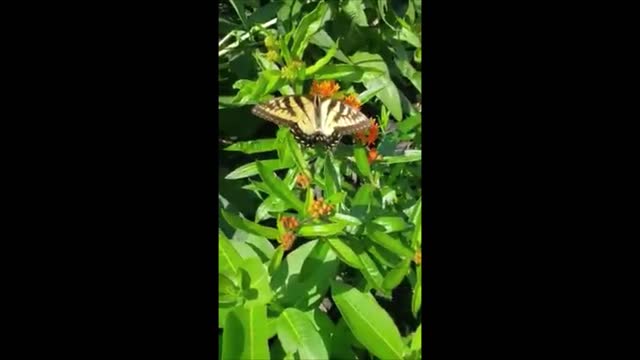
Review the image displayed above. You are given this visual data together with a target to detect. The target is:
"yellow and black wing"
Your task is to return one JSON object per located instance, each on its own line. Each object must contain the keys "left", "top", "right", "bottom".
{"left": 318, "top": 98, "right": 370, "bottom": 136}
{"left": 251, "top": 96, "right": 318, "bottom": 136}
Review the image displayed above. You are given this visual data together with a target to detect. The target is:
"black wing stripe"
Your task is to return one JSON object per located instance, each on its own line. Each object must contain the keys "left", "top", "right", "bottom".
{"left": 292, "top": 96, "right": 315, "bottom": 130}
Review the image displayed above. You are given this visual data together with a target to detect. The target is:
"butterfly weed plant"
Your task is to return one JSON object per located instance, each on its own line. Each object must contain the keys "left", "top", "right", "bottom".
{"left": 219, "top": 1, "right": 422, "bottom": 359}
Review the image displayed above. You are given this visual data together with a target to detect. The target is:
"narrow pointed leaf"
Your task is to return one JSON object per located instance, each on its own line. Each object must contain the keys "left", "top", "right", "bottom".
{"left": 221, "top": 304, "right": 270, "bottom": 360}
{"left": 257, "top": 161, "right": 305, "bottom": 213}
{"left": 221, "top": 209, "right": 280, "bottom": 239}
{"left": 382, "top": 258, "right": 411, "bottom": 291}
{"left": 365, "top": 225, "right": 414, "bottom": 258}
{"left": 219, "top": 230, "right": 244, "bottom": 275}
{"left": 298, "top": 222, "right": 347, "bottom": 237}
{"left": 331, "top": 281, "right": 407, "bottom": 360}
{"left": 326, "top": 237, "right": 362, "bottom": 269}
{"left": 276, "top": 308, "right": 329, "bottom": 360}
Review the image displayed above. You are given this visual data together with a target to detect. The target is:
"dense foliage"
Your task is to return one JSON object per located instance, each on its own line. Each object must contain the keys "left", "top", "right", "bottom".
{"left": 219, "top": 0, "right": 422, "bottom": 358}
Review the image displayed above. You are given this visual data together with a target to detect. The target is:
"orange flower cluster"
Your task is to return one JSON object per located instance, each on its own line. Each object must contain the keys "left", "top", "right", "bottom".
{"left": 355, "top": 119, "right": 381, "bottom": 164}
{"left": 413, "top": 250, "right": 422, "bottom": 265}
{"left": 295, "top": 173, "right": 310, "bottom": 188}
{"left": 310, "top": 80, "right": 340, "bottom": 98}
{"left": 355, "top": 119, "right": 379, "bottom": 147}
{"left": 280, "top": 232, "right": 296, "bottom": 251}
{"left": 342, "top": 93, "right": 361, "bottom": 110}
{"left": 309, "top": 198, "right": 333, "bottom": 219}
{"left": 280, "top": 216, "right": 299, "bottom": 230}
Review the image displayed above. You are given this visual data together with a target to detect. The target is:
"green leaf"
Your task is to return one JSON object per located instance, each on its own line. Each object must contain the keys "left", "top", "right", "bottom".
{"left": 382, "top": 258, "right": 411, "bottom": 291}
{"left": 365, "top": 225, "right": 414, "bottom": 258}
{"left": 277, "top": 0, "right": 303, "bottom": 29}
{"left": 396, "top": 114, "right": 421, "bottom": 133}
{"left": 225, "top": 158, "right": 295, "bottom": 180}
{"left": 357, "top": 250, "right": 385, "bottom": 290}
{"left": 285, "top": 132, "right": 311, "bottom": 178}
{"left": 372, "top": 216, "right": 411, "bottom": 233}
{"left": 310, "top": 30, "right": 351, "bottom": 63}
{"left": 305, "top": 41, "right": 338, "bottom": 77}
{"left": 219, "top": 273, "right": 240, "bottom": 302}
{"left": 298, "top": 222, "right": 347, "bottom": 237}
{"left": 410, "top": 197, "right": 422, "bottom": 248}
{"left": 269, "top": 245, "right": 285, "bottom": 274}
{"left": 329, "top": 213, "right": 362, "bottom": 226}
{"left": 411, "top": 324, "right": 422, "bottom": 351}
{"left": 313, "top": 64, "right": 363, "bottom": 80}
{"left": 303, "top": 187, "right": 314, "bottom": 218}
{"left": 377, "top": 0, "right": 397, "bottom": 30}
{"left": 326, "top": 237, "right": 362, "bottom": 269}
{"left": 395, "top": 15, "right": 422, "bottom": 48}
{"left": 364, "top": 76, "right": 403, "bottom": 121}
{"left": 364, "top": 239, "right": 401, "bottom": 268}
{"left": 353, "top": 146, "right": 371, "bottom": 178}
{"left": 298, "top": 240, "right": 333, "bottom": 282}
{"left": 237, "top": 231, "right": 276, "bottom": 261}
{"left": 219, "top": 302, "right": 238, "bottom": 329}
{"left": 330, "top": 319, "right": 359, "bottom": 359}
{"left": 291, "top": 2, "right": 330, "bottom": 59}
{"left": 221, "top": 304, "right": 270, "bottom": 360}
{"left": 221, "top": 209, "right": 280, "bottom": 239}
{"left": 357, "top": 83, "right": 386, "bottom": 104}
{"left": 255, "top": 195, "right": 289, "bottom": 222}
{"left": 276, "top": 308, "right": 329, "bottom": 360}
{"left": 240, "top": 257, "right": 274, "bottom": 307}
{"left": 392, "top": 42, "right": 422, "bottom": 93}
{"left": 380, "top": 149, "right": 422, "bottom": 164}
{"left": 412, "top": 265, "right": 422, "bottom": 317}
{"left": 228, "top": 0, "right": 249, "bottom": 30}
{"left": 350, "top": 51, "right": 403, "bottom": 120}
{"left": 256, "top": 161, "right": 305, "bottom": 213}
{"left": 343, "top": 0, "right": 368, "bottom": 27}
{"left": 331, "top": 281, "right": 407, "bottom": 359}
{"left": 224, "top": 138, "right": 277, "bottom": 154}
{"left": 219, "top": 230, "right": 244, "bottom": 275}
{"left": 247, "top": 1, "right": 281, "bottom": 26}
{"left": 304, "top": 309, "right": 335, "bottom": 355}
{"left": 230, "top": 238, "right": 262, "bottom": 260}
{"left": 323, "top": 155, "right": 340, "bottom": 198}
{"left": 350, "top": 183, "right": 374, "bottom": 220}
{"left": 271, "top": 240, "right": 339, "bottom": 309}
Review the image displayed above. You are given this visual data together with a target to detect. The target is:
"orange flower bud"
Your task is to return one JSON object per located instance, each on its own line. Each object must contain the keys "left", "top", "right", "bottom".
{"left": 413, "top": 250, "right": 422, "bottom": 265}
{"left": 280, "top": 216, "right": 299, "bottom": 230}
{"left": 296, "top": 173, "right": 310, "bottom": 188}
{"left": 367, "top": 148, "right": 380, "bottom": 164}
{"left": 281, "top": 232, "right": 296, "bottom": 251}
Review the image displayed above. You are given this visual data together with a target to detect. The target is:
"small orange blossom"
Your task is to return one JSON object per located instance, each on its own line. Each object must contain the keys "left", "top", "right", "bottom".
{"left": 310, "top": 80, "right": 340, "bottom": 98}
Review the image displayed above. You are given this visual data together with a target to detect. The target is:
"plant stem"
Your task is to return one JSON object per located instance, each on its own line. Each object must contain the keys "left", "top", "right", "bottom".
{"left": 218, "top": 18, "right": 278, "bottom": 57}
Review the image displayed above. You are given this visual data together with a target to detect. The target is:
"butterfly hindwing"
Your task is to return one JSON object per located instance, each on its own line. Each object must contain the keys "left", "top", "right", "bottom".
{"left": 319, "top": 98, "right": 370, "bottom": 136}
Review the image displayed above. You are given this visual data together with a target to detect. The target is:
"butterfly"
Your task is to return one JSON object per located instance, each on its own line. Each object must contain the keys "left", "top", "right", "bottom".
{"left": 251, "top": 95, "right": 370, "bottom": 149}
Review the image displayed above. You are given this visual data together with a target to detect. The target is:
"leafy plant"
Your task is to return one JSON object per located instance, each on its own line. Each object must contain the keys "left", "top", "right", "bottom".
{"left": 219, "top": 0, "right": 422, "bottom": 359}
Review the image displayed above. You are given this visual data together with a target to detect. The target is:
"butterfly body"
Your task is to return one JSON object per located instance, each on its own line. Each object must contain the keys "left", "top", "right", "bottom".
{"left": 251, "top": 95, "right": 370, "bottom": 148}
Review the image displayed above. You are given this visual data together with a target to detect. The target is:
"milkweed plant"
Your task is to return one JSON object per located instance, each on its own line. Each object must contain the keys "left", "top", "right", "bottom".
{"left": 219, "top": 0, "right": 422, "bottom": 359}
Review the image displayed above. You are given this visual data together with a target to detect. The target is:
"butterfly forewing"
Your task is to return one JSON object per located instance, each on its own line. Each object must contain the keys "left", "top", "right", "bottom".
{"left": 251, "top": 96, "right": 314, "bottom": 132}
